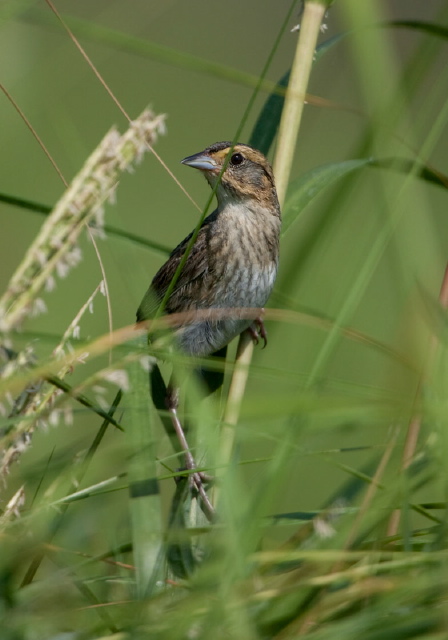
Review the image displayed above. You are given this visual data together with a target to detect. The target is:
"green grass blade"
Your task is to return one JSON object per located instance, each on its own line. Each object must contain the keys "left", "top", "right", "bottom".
{"left": 283, "top": 157, "right": 448, "bottom": 237}
{"left": 388, "top": 20, "right": 448, "bottom": 40}
{"left": 249, "top": 32, "right": 350, "bottom": 156}
{"left": 22, "top": 8, "right": 282, "bottom": 95}
{"left": 282, "top": 159, "right": 373, "bottom": 235}
{"left": 249, "top": 70, "right": 290, "bottom": 155}
{"left": 0, "top": 191, "right": 171, "bottom": 256}
{"left": 127, "top": 353, "right": 163, "bottom": 598}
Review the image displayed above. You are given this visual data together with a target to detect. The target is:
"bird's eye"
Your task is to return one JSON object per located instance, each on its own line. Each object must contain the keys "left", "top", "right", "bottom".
{"left": 230, "top": 152, "right": 244, "bottom": 166}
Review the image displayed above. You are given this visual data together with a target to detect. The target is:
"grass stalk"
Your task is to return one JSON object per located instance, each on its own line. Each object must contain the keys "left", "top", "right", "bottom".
{"left": 217, "top": 0, "right": 327, "bottom": 502}
{"left": 273, "top": 1, "right": 328, "bottom": 205}
{"left": 0, "top": 108, "right": 165, "bottom": 333}
{"left": 127, "top": 357, "right": 163, "bottom": 598}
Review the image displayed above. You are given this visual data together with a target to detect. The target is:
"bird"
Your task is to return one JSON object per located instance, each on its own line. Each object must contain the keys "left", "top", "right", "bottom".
{"left": 137, "top": 141, "right": 281, "bottom": 515}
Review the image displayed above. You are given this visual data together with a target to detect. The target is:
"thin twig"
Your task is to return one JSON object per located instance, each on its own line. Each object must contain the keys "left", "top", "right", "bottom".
{"left": 86, "top": 227, "right": 113, "bottom": 366}
{"left": 0, "top": 83, "right": 67, "bottom": 187}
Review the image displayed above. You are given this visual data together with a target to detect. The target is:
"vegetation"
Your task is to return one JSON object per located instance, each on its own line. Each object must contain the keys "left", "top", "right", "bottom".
{"left": 1, "top": 1, "right": 448, "bottom": 637}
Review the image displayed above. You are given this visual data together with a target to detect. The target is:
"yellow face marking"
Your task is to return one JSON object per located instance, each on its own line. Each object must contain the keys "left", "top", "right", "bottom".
{"left": 212, "top": 146, "right": 268, "bottom": 165}
{"left": 211, "top": 147, "right": 235, "bottom": 163}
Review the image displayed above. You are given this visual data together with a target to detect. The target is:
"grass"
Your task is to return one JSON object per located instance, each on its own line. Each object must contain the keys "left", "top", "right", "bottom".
{"left": 1, "top": 0, "right": 448, "bottom": 638}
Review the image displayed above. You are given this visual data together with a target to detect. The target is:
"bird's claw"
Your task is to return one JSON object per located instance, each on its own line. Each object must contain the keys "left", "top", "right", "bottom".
{"left": 191, "top": 471, "right": 215, "bottom": 518}
{"left": 190, "top": 471, "right": 212, "bottom": 492}
{"left": 176, "top": 468, "right": 212, "bottom": 488}
{"left": 248, "top": 314, "right": 268, "bottom": 349}
{"left": 175, "top": 466, "right": 215, "bottom": 518}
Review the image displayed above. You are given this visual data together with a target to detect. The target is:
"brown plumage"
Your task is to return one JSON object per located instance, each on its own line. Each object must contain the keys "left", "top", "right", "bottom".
{"left": 137, "top": 141, "right": 281, "bottom": 357}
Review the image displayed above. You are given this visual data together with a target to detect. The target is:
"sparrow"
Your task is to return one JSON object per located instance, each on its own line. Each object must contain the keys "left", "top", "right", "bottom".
{"left": 137, "top": 141, "right": 281, "bottom": 517}
{"left": 137, "top": 141, "right": 281, "bottom": 357}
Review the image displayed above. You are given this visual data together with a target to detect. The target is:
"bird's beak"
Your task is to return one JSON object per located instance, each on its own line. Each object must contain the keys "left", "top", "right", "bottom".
{"left": 181, "top": 152, "right": 217, "bottom": 171}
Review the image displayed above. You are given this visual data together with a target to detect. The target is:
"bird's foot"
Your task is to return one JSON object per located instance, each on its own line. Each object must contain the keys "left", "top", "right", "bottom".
{"left": 176, "top": 467, "right": 213, "bottom": 488}
{"left": 248, "top": 312, "right": 268, "bottom": 349}
{"left": 167, "top": 389, "right": 215, "bottom": 520}
{"left": 175, "top": 462, "right": 215, "bottom": 520}
{"left": 188, "top": 470, "right": 215, "bottom": 519}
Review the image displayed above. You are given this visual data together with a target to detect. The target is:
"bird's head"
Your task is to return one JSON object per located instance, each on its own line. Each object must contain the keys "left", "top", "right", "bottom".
{"left": 181, "top": 142, "right": 280, "bottom": 215}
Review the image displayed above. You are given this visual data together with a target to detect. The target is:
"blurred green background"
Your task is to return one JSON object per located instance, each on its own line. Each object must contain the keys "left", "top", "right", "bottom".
{"left": 1, "top": 0, "right": 448, "bottom": 575}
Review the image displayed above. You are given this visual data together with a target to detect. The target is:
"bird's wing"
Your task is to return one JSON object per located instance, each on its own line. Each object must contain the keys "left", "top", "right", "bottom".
{"left": 136, "top": 217, "right": 213, "bottom": 322}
